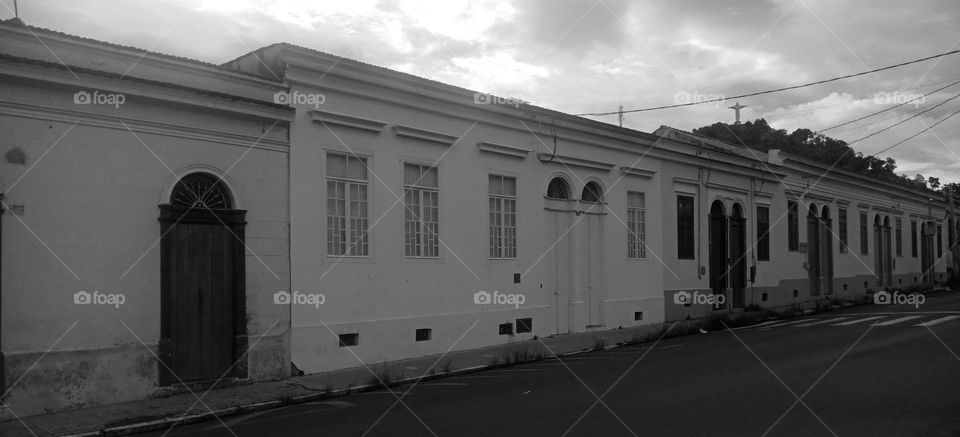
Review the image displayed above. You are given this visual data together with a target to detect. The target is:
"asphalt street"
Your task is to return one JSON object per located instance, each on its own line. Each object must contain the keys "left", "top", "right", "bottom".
{"left": 141, "top": 291, "right": 960, "bottom": 437}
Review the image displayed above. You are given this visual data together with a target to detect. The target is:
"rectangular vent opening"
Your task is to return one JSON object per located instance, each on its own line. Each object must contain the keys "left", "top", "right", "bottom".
{"left": 415, "top": 328, "right": 432, "bottom": 342}
{"left": 499, "top": 322, "right": 513, "bottom": 335}
{"left": 516, "top": 318, "right": 532, "bottom": 333}
{"left": 338, "top": 333, "right": 359, "bottom": 347}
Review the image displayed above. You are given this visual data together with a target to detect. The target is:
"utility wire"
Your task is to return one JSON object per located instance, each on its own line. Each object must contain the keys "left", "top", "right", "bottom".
{"left": 873, "top": 107, "right": 960, "bottom": 156}
{"left": 575, "top": 49, "right": 960, "bottom": 116}
{"left": 835, "top": 89, "right": 960, "bottom": 147}
{"left": 760, "top": 76, "right": 960, "bottom": 122}
{"left": 818, "top": 78, "right": 960, "bottom": 133}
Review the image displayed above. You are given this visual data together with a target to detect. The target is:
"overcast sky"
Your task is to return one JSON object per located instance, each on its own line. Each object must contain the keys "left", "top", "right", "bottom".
{"left": 5, "top": 0, "right": 959, "bottom": 183}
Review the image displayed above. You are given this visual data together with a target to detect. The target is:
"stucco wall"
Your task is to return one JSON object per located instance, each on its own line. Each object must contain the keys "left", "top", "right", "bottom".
{"left": 0, "top": 76, "right": 290, "bottom": 416}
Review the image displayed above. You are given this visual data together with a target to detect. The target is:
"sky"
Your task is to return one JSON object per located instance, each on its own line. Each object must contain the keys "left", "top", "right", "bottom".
{"left": 4, "top": 0, "right": 960, "bottom": 183}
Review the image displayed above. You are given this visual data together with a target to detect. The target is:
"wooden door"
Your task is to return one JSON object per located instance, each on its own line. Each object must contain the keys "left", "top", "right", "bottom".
{"left": 708, "top": 202, "right": 727, "bottom": 305}
{"left": 729, "top": 214, "right": 746, "bottom": 308}
{"left": 807, "top": 212, "right": 821, "bottom": 296}
{"left": 158, "top": 173, "right": 246, "bottom": 386}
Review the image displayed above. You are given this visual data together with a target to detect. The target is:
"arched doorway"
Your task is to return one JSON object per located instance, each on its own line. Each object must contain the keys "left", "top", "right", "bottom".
{"left": 921, "top": 221, "right": 935, "bottom": 283}
{"left": 708, "top": 201, "right": 727, "bottom": 307}
{"left": 159, "top": 172, "right": 247, "bottom": 385}
{"left": 544, "top": 176, "right": 573, "bottom": 334}
{"left": 580, "top": 180, "right": 605, "bottom": 328}
{"left": 874, "top": 215, "right": 893, "bottom": 288}
{"left": 820, "top": 207, "right": 834, "bottom": 295}
{"left": 807, "top": 205, "right": 821, "bottom": 296}
{"left": 729, "top": 204, "right": 746, "bottom": 308}
{"left": 882, "top": 216, "right": 893, "bottom": 287}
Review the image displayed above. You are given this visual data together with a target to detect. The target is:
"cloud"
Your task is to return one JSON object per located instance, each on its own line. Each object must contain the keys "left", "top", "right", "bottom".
{"left": 5, "top": 0, "right": 960, "bottom": 181}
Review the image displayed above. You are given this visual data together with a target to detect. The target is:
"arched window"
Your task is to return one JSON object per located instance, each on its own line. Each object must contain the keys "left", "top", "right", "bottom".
{"left": 546, "top": 177, "right": 571, "bottom": 199}
{"left": 581, "top": 181, "right": 603, "bottom": 203}
{"left": 170, "top": 172, "right": 233, "bottom": 209}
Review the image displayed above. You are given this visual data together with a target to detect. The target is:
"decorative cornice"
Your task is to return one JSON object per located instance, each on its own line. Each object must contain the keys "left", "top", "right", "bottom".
{"left": 619, "top": 166, "right": 656, "bottom": 179}
{"left": 548, "top": 154, "right": 615, "bottom": 172}
{"left": 392, "top": 124, "right": 459, "bottom": 145}
{"left": 309, "top": 109, "right": 386, "bottom": 133}
{"left": 0, "top": 100, "right": 290, "bottom": 152}
{"left": 707, "top": 181, "right": 749, "bottom": 195}
{"left": 477, "top": 141, "right": 530, "bottom": 159}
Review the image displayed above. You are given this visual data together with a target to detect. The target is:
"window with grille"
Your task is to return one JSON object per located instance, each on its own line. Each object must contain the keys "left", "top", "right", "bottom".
{"left": 489, "top": 174, "right": 517, "bottom": 259}
{"left": 911, "top": 221, "right": 918, "bottom": 257}
{"left": 546, "top": 177, "right": 570, "bottom": 199}
{"left": 937, "top": 224, "right": 943, "bottom": 257}
{"left": 859, "top": 211, "right": 868, "bottom": 255}
{"left": 326, "top": 153, "right": 369, "bottom": 256}
{"left": 839, "top": 209, "right": 848, "bottom": 253}
{"left": 404, "top": 163, "right": 439, "bottom": 257}
{"left": 787, "top": 201, "right": 799, "bottom": 251}
{"left": 170, "top": 173, "right": 232, "bottom": 209}
{"left": 627, "top": 191, "right": 646, "bottom": 259}
{"left": 677, "top": 195, "right": 695, "bottom": 259}
{"left": 582, "top": 181, "right": 603, "bottom": 203}
{"left": 757, "top": 205, "right": 770, "bottom": 261}
{"left": 895, "top": 218, "right": 903, "bottom": 256}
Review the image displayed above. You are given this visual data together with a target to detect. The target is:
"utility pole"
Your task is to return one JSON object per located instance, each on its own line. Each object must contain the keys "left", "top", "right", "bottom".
{"left": 617, "top": 105, "right": 624, "bottom": 127}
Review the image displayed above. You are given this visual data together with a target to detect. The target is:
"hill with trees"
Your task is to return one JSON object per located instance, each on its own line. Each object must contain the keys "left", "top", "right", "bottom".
{"left": 692, "top": 119, "right": 940, "bottom": 193}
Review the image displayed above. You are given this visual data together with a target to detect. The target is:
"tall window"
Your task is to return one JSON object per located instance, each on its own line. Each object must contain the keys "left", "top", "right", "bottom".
{"left": 404, "top": 163, "right": 439, "bottom": 257}
{"left": 489, "top": 174, "right": 517, "bottom": 258}
{"left": 937, "top": 224, "right": 943, "bottom": 257}
{"left": 327, "top": 153, "right": 369, "bottom": 256}
{"left": 677, "top": 195, "right": 695, "bottom": 259}
{"left": 911, "top": 220, "right": 918, "bottom": 257}
{"left": 627, "top": 191, "right": 646, "bottom": 259}
{"left": 757, "top": 205, "right": 770, "bottom": 261}
{"left": 859, "top": 211, "right": 868, "bottom": 255}
{"left": 839, "top": 209, "right": 848, "bottom": 253}
{"left": 895, "top": 218, "right": 903, "bottom": 257}
{"left": 787, "top": 200, "right": 799, "bottom": 251}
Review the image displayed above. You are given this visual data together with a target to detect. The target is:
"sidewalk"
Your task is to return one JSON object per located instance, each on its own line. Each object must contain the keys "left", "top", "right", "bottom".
{"left": 1, "top": 320, "right": 722, "bottom": 437}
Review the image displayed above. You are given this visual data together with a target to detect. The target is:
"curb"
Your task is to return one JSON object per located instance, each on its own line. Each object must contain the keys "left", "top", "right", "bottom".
{"left": 48, "top": 299, "right": 886, "bottom": 436}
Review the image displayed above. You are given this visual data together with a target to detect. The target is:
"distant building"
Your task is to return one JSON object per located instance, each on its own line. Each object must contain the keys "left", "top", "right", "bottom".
{"left": 0, "top": 21, "right": 949, "bottom": 417}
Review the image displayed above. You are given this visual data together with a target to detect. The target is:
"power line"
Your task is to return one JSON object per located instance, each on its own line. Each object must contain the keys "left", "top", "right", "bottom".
{"left": 759, "top": 75, "right": 960, "bottom": 122}
{"left": 575, "top": 49, "right": 960, "bottom": 117}
{"left": 873, "top": 107, "right": 960, "bottom": 156}
{"left": 818, "top": 78, "right": 960, "bottom": 133}
{"left": 839, "top": 89, "right": 960, "bottom": 147}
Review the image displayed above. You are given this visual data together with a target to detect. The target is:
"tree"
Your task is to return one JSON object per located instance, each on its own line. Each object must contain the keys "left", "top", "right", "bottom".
{"left": 928, "top": 176, "right": 941, "bottom": 190}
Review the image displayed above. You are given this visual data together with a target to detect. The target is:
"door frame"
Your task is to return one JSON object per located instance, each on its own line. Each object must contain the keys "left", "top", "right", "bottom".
{"left": 158, "top": 205, "right": 247, "bottom": 386}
